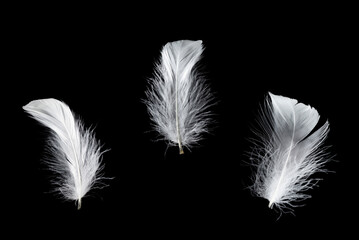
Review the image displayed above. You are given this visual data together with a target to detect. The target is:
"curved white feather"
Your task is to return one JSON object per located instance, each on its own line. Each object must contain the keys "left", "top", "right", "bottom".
{"left": 23, "top": 98, "right": 105, "bottom": 209}
{"left": 145, "top": 40, "right": 213, "bottom": 154}
{"left": 251, "top": 92, "right": 330, "bottom": 212}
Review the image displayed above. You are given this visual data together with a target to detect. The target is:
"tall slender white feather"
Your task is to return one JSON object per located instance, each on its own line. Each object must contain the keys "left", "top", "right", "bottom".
{"left": 250, "top": 92, "right": 331, "bottom": 212}
{"left": 23, "top": 98, "right": 106, "bottom": 209}
{"left": 145, "top": 40, "right": 213, "bottom": 154}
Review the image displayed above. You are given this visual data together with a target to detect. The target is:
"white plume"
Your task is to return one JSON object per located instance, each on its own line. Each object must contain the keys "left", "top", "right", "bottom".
{"left": 145, "top": 40, "right": 213, "bottom": 154}
{"left": 250, "top": 92, "right": 331, "bottom": 212}
{"left": 23, "top": 98, "right": 106, "bottom": 209}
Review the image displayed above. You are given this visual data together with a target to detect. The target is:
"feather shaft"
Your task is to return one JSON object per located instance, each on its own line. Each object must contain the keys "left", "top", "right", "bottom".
{"left": 268, "top": 106, "right": 296, "bottom": 208}
{"left": 268, "top": 137, "right": 293, "bottom": 208}
{"left": 175, "top": 71, "right": 184, "bottom": 154}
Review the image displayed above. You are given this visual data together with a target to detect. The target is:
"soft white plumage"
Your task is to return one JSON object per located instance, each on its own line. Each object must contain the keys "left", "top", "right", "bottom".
{"left": 23, "top": 98, "right": 105, "bottom": 209}
{"left": 250, "top": 92, "right": 330, "bottom": 212}
{"left": 145, "top": 40, "right": 213, "bottom": 154}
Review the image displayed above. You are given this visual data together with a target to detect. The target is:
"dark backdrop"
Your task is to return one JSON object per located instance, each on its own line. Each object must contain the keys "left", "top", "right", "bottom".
{"left": 5, "top": 3, "right": 355, "bottom": 238}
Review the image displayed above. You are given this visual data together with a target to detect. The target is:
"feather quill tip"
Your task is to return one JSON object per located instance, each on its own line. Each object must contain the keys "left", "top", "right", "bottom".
{"left": 179, "top": 147, "right": 184, "bottom": 155}
{"left": 77, "top": 199, "right": 82, "bottom": 210}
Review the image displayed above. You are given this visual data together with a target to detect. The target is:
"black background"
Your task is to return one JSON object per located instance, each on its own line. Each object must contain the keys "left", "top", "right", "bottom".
{"left": 5, "top": 3, "right": 356, "bottom": 238}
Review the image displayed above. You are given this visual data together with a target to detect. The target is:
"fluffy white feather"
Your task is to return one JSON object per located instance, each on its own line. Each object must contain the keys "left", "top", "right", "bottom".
{"left": 250, "top": 92, "right": 330, "bottom": 212}
{"left": 145, "top": 40, "right": 213, "bottom": 154}
{"left": 23, "top": 98, "right": 106, "bottom": 209}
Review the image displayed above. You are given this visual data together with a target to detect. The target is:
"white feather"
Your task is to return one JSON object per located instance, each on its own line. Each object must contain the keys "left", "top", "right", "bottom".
{"left": 145, "top": 40, "right": 213, "bottom": 154}
{"left": 23, "top": 98, "right": 106, "bottom": 209}
{"left": 250, "top": 92, "right": 330, "bottom": 212}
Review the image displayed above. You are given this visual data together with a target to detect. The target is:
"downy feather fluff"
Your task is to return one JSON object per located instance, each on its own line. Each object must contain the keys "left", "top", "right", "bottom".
{"left": 145, "top": 40, "right": 213, "bottom": 154}
{"left": 250, "top": 92, "right": 331, "bottom": 212}
{"left": 23, "top": 98, "right": 106, "bottom": 209}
